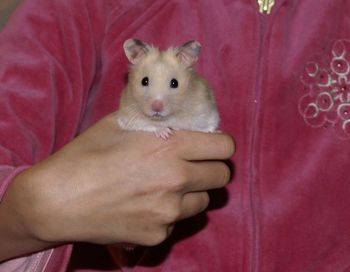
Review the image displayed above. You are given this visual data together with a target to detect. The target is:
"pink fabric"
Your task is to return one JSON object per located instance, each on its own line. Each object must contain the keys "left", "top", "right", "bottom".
{"left": 0, "top": 249, "right": 53, "bottom": 272}
{"left": 1, "top": 0, "right": 350, "bottom": 271}
{"left": 0, "top": 246, "right": 72, "bottom": 272}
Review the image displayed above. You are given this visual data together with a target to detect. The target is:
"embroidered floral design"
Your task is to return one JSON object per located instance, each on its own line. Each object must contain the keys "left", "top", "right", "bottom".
{"left": 298, "top": 40, "right": 350, "bottom": 139}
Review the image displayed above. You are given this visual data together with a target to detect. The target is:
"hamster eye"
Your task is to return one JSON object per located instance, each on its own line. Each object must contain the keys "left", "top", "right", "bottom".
{"left": 170, "top": 78, "right": 178, "bottom": 88}
{"left": 141, "top": 77, "right": 149, "bottom": 86}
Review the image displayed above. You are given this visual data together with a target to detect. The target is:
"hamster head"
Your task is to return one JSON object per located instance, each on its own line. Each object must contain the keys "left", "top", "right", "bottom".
{"left": 123, "top": 39, "right": 201, "bottom": 121}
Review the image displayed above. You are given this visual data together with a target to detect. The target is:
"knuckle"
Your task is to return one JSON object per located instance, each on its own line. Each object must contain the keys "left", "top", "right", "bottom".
{"left": 153, "top": 136, "right": 181, "bottom": 158}
{"left": 172, "top": 169, "right": 188, "bottom": 191}
{"left": 169, "top": 206, "right": 182, "bottom": 222}
{"left": 160, "top": 204, "right": 181, "bottom": 224}
{"left": 211, "top": 162, "right": 231, "bottom": 188}
{"left": 220, "top": 163, "right": 232, "bottom": 185}
{"left": 199, "top": 192, "right": 210, "bottom": 212}
{"left": 163, "top": 165, "right": 188, "bottom": 193}
{"left": 144, "top": 228, "right": 168, "bottom": 246}
{"left": 221, "top": 134, "right": 235, "bottom": 158}
{"left": 149, "top": 198, "right": 181, "bottom": 225}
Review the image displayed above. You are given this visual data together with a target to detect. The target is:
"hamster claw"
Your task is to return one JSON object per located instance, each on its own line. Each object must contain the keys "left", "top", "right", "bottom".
{"left": 154, "top": 127, "right": 173, "bottom": 140}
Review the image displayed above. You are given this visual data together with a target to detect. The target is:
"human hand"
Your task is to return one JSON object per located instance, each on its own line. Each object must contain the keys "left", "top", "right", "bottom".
{"left": 0, "top": 113, "right": 234, "bottom": 259}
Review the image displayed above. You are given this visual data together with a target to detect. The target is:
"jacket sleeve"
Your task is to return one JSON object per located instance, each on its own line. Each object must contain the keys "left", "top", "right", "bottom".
{"left": 0, "top": 0, "right": 106, "bottom": 199}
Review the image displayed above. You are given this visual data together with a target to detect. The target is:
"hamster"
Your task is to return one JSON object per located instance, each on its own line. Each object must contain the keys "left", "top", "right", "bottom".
{"left": 116, "top": 38, "right": 220, "bottom": 139}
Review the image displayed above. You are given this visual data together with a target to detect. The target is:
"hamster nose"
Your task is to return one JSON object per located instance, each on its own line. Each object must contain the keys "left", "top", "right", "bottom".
{"left": 151, "top": 99, "right": 164, "bottom": 113}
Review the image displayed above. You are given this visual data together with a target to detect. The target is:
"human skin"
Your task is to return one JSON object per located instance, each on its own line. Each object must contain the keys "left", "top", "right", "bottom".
{"left": 0, "top": 113, "right": 234, "bottom": 262}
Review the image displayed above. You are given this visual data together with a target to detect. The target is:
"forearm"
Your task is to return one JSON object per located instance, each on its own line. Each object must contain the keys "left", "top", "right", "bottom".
{"left": 0, "top": 1, "right": 103, "bottom": 260}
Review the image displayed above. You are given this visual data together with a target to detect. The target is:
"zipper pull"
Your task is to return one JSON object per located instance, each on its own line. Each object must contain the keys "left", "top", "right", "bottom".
{"left": 257, "top": 0, "right": 275, "bottom": 14}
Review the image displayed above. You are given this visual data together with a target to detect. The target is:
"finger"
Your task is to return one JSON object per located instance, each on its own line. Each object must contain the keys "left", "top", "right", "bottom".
{"left": 178, "top": 191, "right": 210, "bottom": 221}
{"left": 174, "top": 131, "right": 235, "bottom": 161}
{"left": 184, "top": 161, "right": 232, "bottom": 192}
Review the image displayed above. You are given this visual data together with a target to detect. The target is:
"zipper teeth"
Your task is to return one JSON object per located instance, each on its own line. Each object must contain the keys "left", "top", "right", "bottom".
{"left": 250, "top": 2, "right": 282, "bottom": 271}
{"left": 258, "top": 0, "right": 275, "bottom": 14}
{"left": 248, "top": 14, "right": 269, "bottom": 272}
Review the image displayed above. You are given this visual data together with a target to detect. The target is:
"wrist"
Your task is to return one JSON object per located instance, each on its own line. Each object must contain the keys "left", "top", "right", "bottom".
{"left": 0, "top": 167, "right": 61, "bottom": 261}
{"left": 2, "top": 166, "right": 61, "bottom": 243}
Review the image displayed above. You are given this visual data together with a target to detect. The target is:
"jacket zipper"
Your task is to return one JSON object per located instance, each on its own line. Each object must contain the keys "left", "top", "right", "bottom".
{"left": 248, "top": 8, "right": 273, "bottom": 272}
{"left": 258, "top": 0, "right": 275, "bottom": 14}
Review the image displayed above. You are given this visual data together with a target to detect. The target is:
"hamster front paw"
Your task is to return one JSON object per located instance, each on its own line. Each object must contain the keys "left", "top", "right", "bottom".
{"left": 154, "top": 127, "right": 173, "bottom": 140}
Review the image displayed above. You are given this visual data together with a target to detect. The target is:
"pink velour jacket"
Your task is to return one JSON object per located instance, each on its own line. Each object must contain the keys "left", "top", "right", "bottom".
{"left": 1, "top": 0, "right": 350, "bottom": 271}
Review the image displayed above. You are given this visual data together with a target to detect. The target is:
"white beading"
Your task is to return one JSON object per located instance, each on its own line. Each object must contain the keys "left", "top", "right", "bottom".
{"left": 298, "top": 40, "right": 350, "bottom": 140}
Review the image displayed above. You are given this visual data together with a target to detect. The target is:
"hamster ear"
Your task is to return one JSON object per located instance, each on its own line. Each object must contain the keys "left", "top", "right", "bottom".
{"left": 176, "top": 41, "right": 201, "bottom": 67}
{"left": 123, "top": 39, "right": 150, "bottom": 64}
